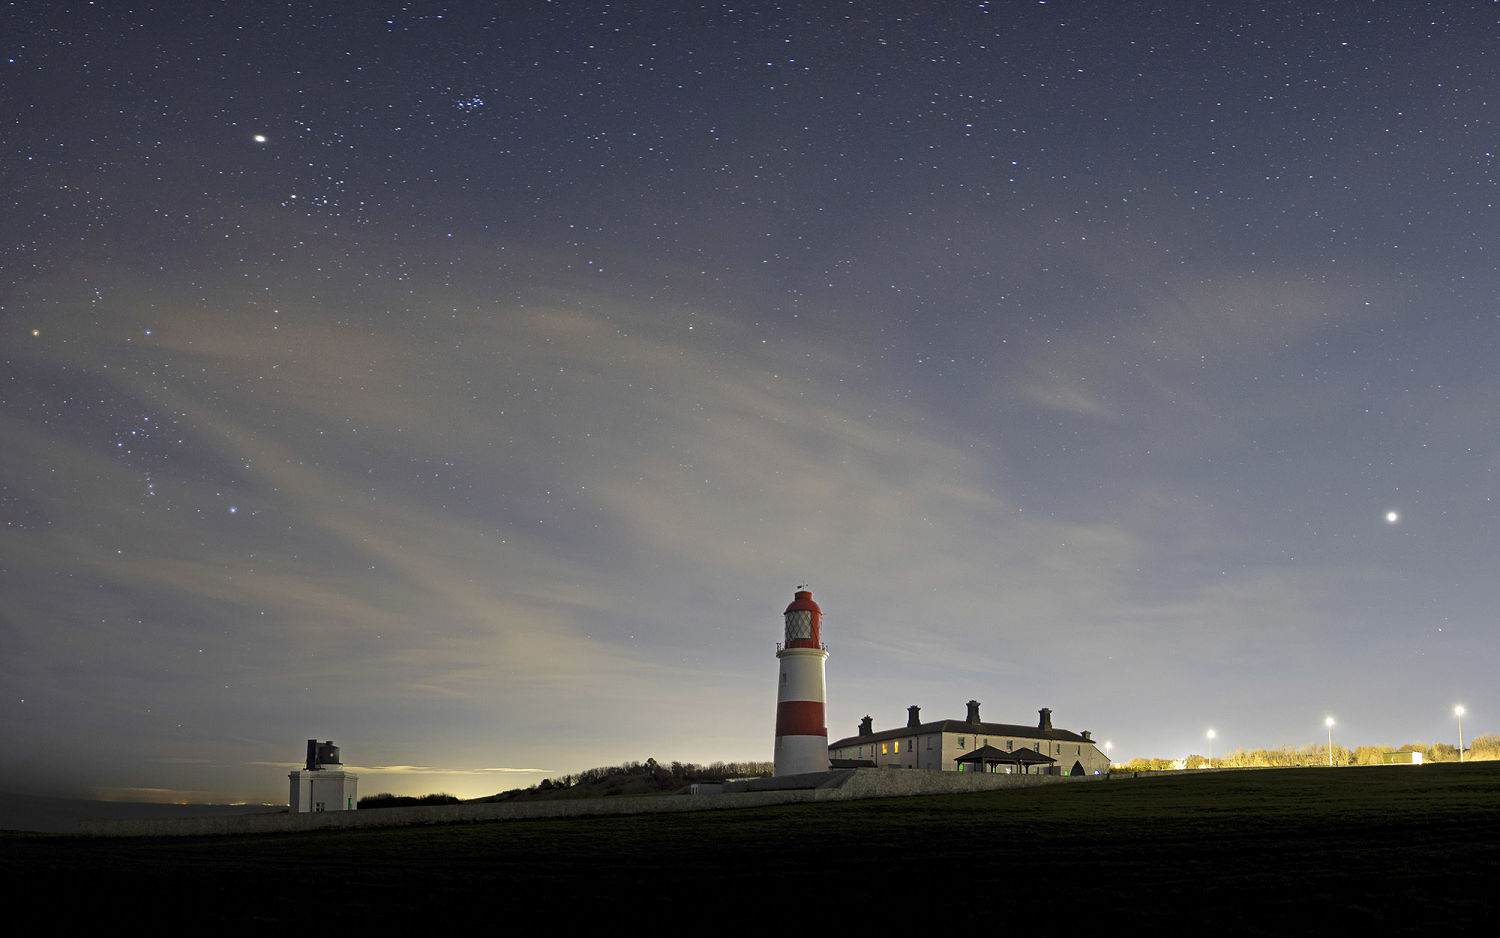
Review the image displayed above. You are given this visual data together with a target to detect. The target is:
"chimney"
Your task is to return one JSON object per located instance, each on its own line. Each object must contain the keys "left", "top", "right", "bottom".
{"left": 1038, "top": 708, "right": 1053, "bottom": 732}
{"left": 1081, "top": 730, "right": 1092, "bottom": 741}
{"left": 907, "top": 705, "right": 921, "bottom": 728}
{"left": 966, "top": 700, "right": 981, "bottom": 724}
{"left": 859, "top": 715, "right": 873, "bottom": 737}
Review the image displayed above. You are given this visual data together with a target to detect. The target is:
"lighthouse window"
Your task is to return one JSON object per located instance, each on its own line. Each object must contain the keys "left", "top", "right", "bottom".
{"left": 785, "top": 610, "right": 812, "bottom": 639}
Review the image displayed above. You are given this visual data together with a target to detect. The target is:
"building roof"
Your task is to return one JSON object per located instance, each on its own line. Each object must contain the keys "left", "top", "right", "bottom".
{"left": 954, "top": 745, "right": 1056, "bottom": 765}
{"left": 829, "top": 718, "right": 1095, "bottom": 750}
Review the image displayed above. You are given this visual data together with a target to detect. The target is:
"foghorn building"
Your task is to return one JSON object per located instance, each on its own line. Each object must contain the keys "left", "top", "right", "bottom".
{"left": 828, "top": 702, "right": 1109, "bottom": 776}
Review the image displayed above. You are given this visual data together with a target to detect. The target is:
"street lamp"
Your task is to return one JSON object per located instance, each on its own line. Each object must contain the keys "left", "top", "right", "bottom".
{"left": 1206, "top": 728, "right": 1215, "bottom": 768}
{"left": 1105, "top": 740, "right": 1113, "bottom": 766}
{"left": 1455, "top": 705, "right": 1466, "bottom": 763}
{"left": 1325, "top": 716, "right": 1335, "bottom": 767}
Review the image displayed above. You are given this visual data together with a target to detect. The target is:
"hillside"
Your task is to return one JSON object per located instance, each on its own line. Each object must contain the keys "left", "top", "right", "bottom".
{"left": 5, "top": 763, "right": 1497, "bottom": 930}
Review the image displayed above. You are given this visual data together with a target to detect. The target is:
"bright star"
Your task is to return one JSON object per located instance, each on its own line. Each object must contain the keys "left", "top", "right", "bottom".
{"left": 1385, "top": 510, "right": 1399, "bottom": 524}
{"left": 253, "top": 134, "right": 268, "bottom": 144}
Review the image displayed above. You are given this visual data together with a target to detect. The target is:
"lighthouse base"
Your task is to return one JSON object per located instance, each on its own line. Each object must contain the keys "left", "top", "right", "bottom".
{"left": 774, "top": 734, "right": 830, "bottom": 776}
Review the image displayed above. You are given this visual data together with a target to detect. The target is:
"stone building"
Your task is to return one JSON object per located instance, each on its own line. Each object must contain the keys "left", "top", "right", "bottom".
{"left": 827, "top": 702, "right": 1109, "bottom": 776}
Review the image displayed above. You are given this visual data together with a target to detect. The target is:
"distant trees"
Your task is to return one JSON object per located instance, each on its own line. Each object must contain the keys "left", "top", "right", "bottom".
{"left": 475, "top": 758, "right": 776, "bottom": 803}
{"left": 1120, "top": 734, "right": 1499, "bottom": 771}
{"left": 358, "top": 792, "right": 462, "bottom": 810}
{"left": 1118, "top": 757, "right": 1180, "bottom": 772}
{"left": 1351, "top": 746, "right": 1387, "bottom": 766}
{"left": 358, "top": 759, "right": 778, "bottom": 809}
{"left": 1471, "top": 734, "right": 1500, "bottom": 760}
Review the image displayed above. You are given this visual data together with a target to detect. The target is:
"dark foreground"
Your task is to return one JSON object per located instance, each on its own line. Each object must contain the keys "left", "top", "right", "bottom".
{"left": 5, "top": 763, "right": 1497, "bottom": 929}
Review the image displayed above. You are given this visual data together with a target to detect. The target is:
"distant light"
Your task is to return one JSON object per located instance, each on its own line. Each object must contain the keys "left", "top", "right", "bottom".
{"left": 253, "top": 134, "right": 268, "bottom": 143}
{"left": 1206, "top": 729, "right": 1215, "bottom": 739}
{"left": 1455, "top": 705, "right": 1465, "bottom": 717}
{"left": 1325, "top": 716, "right": 1335, "bottom": 728}
{"left": 1386, "top": 510, "right": 1399, "bottom": 524}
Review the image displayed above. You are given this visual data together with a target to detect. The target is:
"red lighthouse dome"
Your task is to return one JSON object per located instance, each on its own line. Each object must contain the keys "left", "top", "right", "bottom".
{"left": 782, "top": 589, "right": 822, "bottom": 649}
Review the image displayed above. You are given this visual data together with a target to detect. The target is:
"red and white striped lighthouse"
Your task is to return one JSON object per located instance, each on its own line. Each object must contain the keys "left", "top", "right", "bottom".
{"left": 774, "top": 588, "right": 830, "bottom": 776}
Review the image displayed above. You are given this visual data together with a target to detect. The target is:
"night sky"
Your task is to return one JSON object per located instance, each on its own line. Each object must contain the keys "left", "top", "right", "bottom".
{"left": 4, "top": 3, "right": 1496, "bottom": 803}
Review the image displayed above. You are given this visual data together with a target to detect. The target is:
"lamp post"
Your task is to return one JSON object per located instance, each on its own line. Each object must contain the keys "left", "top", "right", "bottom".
{"left": 1206, "top": 728, "right": 1215, "bottom": 768}
{"left": 1105, "top": 740, "right": 1113, "bottom": 767}
{"left": 1455, "top": 705, "right": 1465, "bottom": 763}
{"left": 1325, "top": 716, "right": 1335, "bottom": 767}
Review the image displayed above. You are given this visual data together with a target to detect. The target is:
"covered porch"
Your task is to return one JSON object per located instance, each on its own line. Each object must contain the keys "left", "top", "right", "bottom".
{"left": 954, "top": 745, "right": 1057, "bottom": 775}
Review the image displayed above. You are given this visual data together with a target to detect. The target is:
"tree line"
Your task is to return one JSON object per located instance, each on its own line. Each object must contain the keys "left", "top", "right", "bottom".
{"left": 356, "top": 758, "right": 776, "bottom": 808}
{"left": 525, "top": 757, "right": 774, "bottom": 792}
{"left": 357, "top": 792, "right": 463, "bottom": 809}
{"left": 1118, "top": 733, "right": 1500, "bottom": 771}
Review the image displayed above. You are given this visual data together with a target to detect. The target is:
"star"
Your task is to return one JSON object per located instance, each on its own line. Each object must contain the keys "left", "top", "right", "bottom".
{"left": 1386, "top": 511, "right": 1400, "bottom": 524}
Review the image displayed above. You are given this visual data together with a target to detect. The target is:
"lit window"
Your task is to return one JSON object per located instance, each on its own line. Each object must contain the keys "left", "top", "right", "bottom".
{"left": 881, "top": 742, "right": 888, "bottom": 755}
{"left": 893, "top": 741, "right": 900, "bottom": 754}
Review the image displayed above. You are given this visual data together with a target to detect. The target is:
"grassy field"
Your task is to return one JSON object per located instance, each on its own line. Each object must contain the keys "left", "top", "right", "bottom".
{"left": 6, "top": 763, "right": 1497, "bottom": 929}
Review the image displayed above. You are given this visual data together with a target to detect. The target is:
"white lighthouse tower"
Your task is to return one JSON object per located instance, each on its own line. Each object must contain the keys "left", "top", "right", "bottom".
{"left": 774, "top": 588, "right": 830, "bottom": 776}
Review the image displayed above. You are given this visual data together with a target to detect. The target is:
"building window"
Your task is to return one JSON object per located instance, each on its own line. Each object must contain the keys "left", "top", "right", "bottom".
{"left": 893, "top": 740, "right": 900, "bottom": 754}
{"left": 958, "top": 737, "right": 966, "bottom": 748}
{"left": 881, "top": 742, "right": 888, "bottom": 755}
{"left": 1006, "top": 740, "right": 1013, "bottom": 751}
{"left": 927, "top": 737, "right": 933, "bottom": 750}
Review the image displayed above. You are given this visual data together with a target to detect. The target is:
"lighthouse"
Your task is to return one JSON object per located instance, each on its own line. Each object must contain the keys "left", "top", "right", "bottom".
{"left": 774, "top": 588, "right": 830, "bottom": 776}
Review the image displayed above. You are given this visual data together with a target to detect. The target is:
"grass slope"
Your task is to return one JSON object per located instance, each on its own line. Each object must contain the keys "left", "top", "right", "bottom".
{"left": 5, "top": 764, "right": 1497, "bottom": 929}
